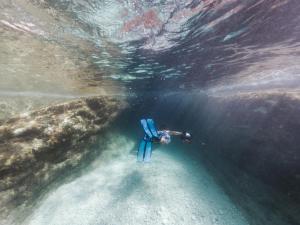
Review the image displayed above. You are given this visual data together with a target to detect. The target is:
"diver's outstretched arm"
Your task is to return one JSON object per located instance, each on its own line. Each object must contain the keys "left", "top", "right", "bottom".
{"left": 161, "top": 130, "right": 182, "bottom": 136}
{"left": 161, "top": 130, "right": 192, "bottom": 143}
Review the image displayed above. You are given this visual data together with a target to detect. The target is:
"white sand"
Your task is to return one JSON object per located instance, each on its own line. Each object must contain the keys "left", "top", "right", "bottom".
{"left": 25, "top": 134, "right": 249, "bottom": 225}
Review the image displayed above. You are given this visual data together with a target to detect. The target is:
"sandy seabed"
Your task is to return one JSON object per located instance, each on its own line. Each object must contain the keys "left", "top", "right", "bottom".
{"left": 25, "top": 134, "right": 248, "bottom": 225}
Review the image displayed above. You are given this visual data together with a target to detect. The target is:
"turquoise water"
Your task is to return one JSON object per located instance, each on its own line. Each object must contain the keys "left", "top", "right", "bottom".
{"left": 1, "top": 0, "right": 300, "bottom": 224}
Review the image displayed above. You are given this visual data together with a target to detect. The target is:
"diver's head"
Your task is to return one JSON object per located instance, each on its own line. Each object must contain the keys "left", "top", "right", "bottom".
{"left": 160, "top": 134, "right": 171, "bottom": 144}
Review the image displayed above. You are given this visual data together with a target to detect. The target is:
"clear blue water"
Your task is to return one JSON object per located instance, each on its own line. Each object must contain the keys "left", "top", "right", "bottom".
{"left": 1, "top": 0, "right": 300, "bottom": 224}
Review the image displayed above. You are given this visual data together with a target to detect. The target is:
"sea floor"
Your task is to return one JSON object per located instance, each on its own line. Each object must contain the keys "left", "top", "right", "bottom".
{"left": 24, "top": 134, "right": 249, "bottom": 225}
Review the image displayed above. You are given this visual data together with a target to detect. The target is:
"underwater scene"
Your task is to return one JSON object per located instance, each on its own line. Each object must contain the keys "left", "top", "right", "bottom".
{"left": 0, "top": 0, "right": 300, "bottom": 224}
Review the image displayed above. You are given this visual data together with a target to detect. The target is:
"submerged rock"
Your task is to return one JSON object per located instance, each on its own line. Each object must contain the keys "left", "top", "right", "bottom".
{"left": 0, "top": 96, "right": 126, "bottom": 221}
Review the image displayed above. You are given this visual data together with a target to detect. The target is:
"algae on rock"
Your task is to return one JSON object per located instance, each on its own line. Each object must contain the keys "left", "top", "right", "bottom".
{"left": 0, "top": 96, "right": 126, "bottom": 221}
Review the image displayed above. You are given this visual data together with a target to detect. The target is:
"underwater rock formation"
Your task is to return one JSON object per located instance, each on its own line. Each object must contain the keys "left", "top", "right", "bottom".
{"left": 0, "top": 96, "right": 125, "bottom": 220}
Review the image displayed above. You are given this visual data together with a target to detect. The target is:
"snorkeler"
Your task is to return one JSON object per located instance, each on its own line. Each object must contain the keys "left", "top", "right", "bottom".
{"left": 137, "top": 118, "right": 192, "bottom": 162}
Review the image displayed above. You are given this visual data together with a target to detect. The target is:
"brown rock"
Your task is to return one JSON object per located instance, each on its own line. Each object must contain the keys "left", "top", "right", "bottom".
{"left": 0, "top": 96, "right": 126, "bottom": 220}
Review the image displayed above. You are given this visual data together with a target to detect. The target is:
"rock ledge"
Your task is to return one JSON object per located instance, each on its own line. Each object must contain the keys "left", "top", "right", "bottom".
{"left": 0, "top": 96, "right": 125, "bottom": 219}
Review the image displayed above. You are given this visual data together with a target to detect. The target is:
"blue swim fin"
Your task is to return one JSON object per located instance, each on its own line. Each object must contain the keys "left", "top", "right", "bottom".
{"left": 141, "top": 119, "right": 152, "bottom": 138}
{"left": 138, "top": 118, "right": 156, "bottom": 162}
{"left": 146, "top": 119, "right": 159, "bottom": 138}
{"left": 143, "top": 141, "right": 152, "bottom": 162}
{"left": 137, "top": 139, "right": 147, "bottom": 162}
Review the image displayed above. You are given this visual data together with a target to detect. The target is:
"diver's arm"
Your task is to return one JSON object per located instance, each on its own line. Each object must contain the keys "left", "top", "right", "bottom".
{"left": 162, "top": 130, "right": 182, "bottom": 136}
{"left": 160, "top": 130, "right": 192, "bottom": 143}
